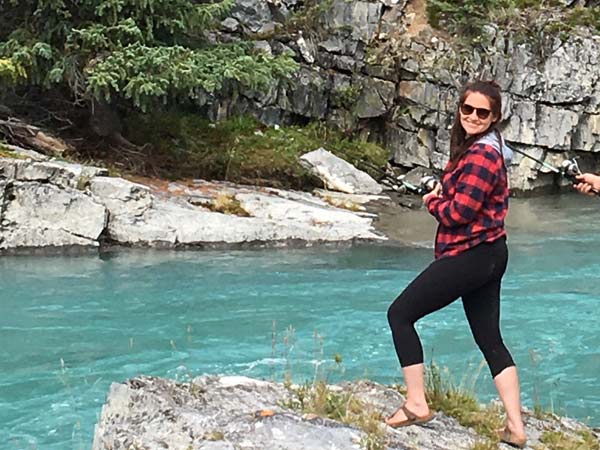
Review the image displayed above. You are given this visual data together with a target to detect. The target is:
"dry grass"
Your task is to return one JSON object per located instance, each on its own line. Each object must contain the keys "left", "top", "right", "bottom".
{"left": 536, "top": 429, "right": 600, "bottom": 450}
{"left": 426, "top": 361, "right": 504, "bottom": 447}
{"left": 284, "top": 381, "right": 386, "bottom": 450}
{"left": 321, "top": 195, "right": 364, "bottom": 212}
{"left": 208, "top": 193, "right": 250, "bottom": 217}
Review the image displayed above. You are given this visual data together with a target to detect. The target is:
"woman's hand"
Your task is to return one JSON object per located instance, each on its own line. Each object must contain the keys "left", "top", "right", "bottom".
{"left": 423, "top": 182, "right": 442, "bottom": 204}
{"left": 575, "top": 173, "right": 600, "bottom": 195}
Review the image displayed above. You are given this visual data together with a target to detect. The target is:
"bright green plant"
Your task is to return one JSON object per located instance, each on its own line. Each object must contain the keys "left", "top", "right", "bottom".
{"left": 0, "top": 0, "right": 298, "bottom": 111}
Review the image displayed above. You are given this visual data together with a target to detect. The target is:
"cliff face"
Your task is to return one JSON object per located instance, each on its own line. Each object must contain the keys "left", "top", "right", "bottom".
{"left": 209, "top": 0, "right": 600, "bottom": 194}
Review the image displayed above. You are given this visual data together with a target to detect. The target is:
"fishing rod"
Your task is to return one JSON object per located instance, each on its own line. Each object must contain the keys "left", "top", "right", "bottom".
{"left": 359, "top": 160, "right": 440, "bottom": 195}
{"left": 398, "top": 175, "right": 440, "bottom": 195}
{"left": 511, "top": 147, "right": 600, "bottom": 196}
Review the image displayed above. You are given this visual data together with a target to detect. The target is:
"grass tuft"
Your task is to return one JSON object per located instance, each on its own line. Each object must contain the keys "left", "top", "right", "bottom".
{"left": 539, "top": 429, "right": 600, "bottom": 450}
{"left": 207, "top": 193, "right": 250, "bottom": 216}
{"left": 426, "top": 361, "right": 504, "bottom": 446}
{"left": 283, "top": 381, "right": 386, "bottom": 450}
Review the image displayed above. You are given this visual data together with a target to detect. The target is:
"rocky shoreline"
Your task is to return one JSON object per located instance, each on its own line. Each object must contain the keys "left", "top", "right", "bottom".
{"left": 0, "top": 146, "right": 396, "bottom": 254}
{"left": 92, "top": 375, "right": 600, "bottom": 450}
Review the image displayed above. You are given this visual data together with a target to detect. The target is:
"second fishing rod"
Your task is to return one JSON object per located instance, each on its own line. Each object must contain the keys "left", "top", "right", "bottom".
{"left": 509, "top": 147, "right": 600, "bottom": 196}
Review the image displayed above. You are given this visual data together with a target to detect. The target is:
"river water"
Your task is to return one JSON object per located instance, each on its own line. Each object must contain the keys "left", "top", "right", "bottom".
{"left": 1, "top": 194, "right": 599, "bottom": 449}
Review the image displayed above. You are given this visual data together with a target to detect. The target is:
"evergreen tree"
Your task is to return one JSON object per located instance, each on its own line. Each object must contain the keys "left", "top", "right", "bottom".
{"left": 0, "top": 0, "right": 297, "bottom": 112}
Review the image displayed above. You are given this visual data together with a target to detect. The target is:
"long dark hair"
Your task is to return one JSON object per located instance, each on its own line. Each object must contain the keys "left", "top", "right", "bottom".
{"left": 448, "top": 80, "right": 502, "bottom": 171}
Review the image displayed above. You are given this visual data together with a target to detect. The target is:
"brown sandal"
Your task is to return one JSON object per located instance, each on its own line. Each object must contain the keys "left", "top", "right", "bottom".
{"left": 497, "top": 427, "right": 527, "bottom": 448}
{"left": 385, "top": 404, "right": 435, "bottom": 428}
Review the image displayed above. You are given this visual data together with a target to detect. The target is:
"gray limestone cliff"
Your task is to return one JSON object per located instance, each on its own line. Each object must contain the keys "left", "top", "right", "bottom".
{"left": 206, "top": 0, "right": 600, "bottom": 194}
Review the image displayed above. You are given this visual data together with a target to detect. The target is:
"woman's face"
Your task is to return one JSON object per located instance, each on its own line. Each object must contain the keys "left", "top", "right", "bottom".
{"left": 459, "top": 91, "right": 498, "bottom": 136}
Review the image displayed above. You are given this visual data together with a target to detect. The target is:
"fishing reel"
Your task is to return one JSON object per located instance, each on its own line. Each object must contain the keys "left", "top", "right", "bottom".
{"left": 560, "top": 158, "right": 581, "bottom": 182}
{"left": 420, "top": 175, "right": 441, "bottom": 194}
{"left": 560, "top": 158, "right": 600, "bottom": 196}
{"left": 401, "top": 175, "right": 441, "bottom": 195}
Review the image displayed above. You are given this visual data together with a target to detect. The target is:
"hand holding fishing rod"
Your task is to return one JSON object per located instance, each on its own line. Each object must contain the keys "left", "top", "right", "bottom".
{"left": 422, "top": 178, "right": 442, "bottom": 203}
{"left": 510, "top": 146, "right": 600, "bottom": 197}
{"left": 573, "top": 172, "right": 600, "bottom": 197}
{"left": 558, "top": 159, "right": 600, "bottom": 197}
{"left": 398, "top": 175, "right": 441, "bottom": 196}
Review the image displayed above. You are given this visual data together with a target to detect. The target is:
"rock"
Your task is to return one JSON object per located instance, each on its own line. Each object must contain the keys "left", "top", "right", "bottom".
{"left": 0, "top": 159, "right": 107, "bottom": 190}
{"left": 573, "top": 114, "right": 600, "bottom": 151}
{"left": 503, "top": 101, "right": 537, "bottom": 146}
{"left": 318, "top": 37, "right": 345, "bottom": 54}
{"left": 300, "top": 148, "right": 383, "bottom": 194}
{"left": 297, "top": 33, "right": 316, "bottom": 64}
{"left": 387, "top": 125, "right": 432, "bottom": 168}
{"left": 0, "top": 181, "right": 107, "bottom": 250}
{"left": 208, "top": 1, "right": 600, "bottom": 194}
{"left": 278, "top": 67, "right": 329, "bottom": 119}
{"left": 221, "top": 17, "right": 240, "bottom": 33}
{"left": 535, "top": 105, "right": 580, "bottom": 149}
{"left": 253, "top": 40, "right": 272, "bottom": 55}
{"left": 354, "top": 77, "right": 396, "bottom": 118}
{"left": 324, "top": 0, "right": 383, "bottom": 43}
{"left": 92, "top": 375, "right": 600, "bottom": 450}
{"left": 231, "top": 0, "right": 273, "bottom": 33}
{"left": 507, "top": 146, "right": 555, "bottom": 193}
{"left": 1, "top": 145, "right": 49, "bottom": 161}
{"left": 0, "top": 152, "right": 386, "bottom": 252}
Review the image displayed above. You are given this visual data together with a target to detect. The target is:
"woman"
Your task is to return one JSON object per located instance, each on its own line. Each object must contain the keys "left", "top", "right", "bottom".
{"left": 386, "top": 80, "right": 527, "bottom": 448}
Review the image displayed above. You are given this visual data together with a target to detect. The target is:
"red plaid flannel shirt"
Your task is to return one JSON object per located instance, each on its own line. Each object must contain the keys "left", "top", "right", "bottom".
{"left": 425, "top": 142, "right": 508, "bottom": 259}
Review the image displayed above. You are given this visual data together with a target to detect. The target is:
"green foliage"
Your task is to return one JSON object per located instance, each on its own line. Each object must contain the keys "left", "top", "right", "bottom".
{"left": 123, "top": 113, "right": 389, "bottom": 188}
{"left": 0, "top": 57, "right": 25, "bottom": 83}
{"left": 0, "top": 0, "right": 298, "bottom": 111}
{"left": 427, "top": 0, "right": 600, "bottom": 48}
{"left": 0, "top": 141, "right": 26, "bottom": 159}
{"left": 427, "top": 0, "right": 496, "bottom": 42}
{"left": 332, "top": 85, "right": 363, "bottom": 111}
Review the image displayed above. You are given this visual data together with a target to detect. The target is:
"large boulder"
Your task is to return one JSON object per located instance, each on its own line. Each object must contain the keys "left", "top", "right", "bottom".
{"left": 300, "top": 148, "right": 383, "bottom": 194}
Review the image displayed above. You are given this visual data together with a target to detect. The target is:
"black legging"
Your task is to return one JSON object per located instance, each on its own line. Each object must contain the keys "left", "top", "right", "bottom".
{"left": 387, "top": 237, "right": 515, "bottom": 378}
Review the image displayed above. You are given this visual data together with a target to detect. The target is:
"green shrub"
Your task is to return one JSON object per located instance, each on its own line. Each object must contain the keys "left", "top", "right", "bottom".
{"left": 427, "top": 0, "right": 599, "bottom": 48}
{"left": 122, "top": 113, "right": 389, "bottom": 189}
{"left": 0, "top": 1, "right": 298, "bottom": 112}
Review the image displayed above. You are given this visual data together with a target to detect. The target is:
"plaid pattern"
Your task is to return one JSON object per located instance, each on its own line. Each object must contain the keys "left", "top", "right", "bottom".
{"left": 425, "top": 142, "right": 508, "bottom": 259}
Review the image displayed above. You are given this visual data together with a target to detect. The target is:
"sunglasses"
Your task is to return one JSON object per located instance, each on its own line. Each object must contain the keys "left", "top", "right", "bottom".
{"left": 460, "top": 103, "right": 491, "bottom": 120}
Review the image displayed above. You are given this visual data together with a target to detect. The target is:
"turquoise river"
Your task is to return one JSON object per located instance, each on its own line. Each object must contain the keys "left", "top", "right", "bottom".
{"left": 1, "top": 194, "right": 599, "bottom": 449}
